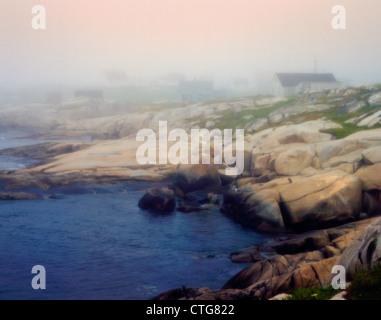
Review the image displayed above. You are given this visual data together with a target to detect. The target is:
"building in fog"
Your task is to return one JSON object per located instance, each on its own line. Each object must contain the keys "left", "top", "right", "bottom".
{"left": 178, "top": 80, "right": 214, "bottom": 102}
{"left": 272, "top": 73, "right": 343, "bottom": 96}
{"left": 74, "top": 90, "right": 103, "bottom": 100}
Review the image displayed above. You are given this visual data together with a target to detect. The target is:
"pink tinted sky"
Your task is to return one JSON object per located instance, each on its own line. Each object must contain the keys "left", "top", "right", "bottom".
{"left": 0, "top": 0, "right": 381, "bottom": 86}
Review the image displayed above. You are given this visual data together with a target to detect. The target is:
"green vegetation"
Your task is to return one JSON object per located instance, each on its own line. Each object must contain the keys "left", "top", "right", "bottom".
{"left": 319, "top": 101, "right": 381, "bottom": 138}
{"left": 284, "top": 266, "right": 381, "bottom": 300}
{"left": 197, "top": 97, "right": 297, "bottom": 130}
{"left": 346, "top": 266, "right": 381, "bottom": 300}
{"left": 196, "top": 90, "right": 381, "bottom": 138}
{"left": 320, "top": 123, "right": 367, "bottom": 139}
{"left": 284, "top": 285, "right": 341, "bottom": 300}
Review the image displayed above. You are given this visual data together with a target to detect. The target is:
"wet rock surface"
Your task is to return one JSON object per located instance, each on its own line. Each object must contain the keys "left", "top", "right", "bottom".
{"left": 155, "top": 218, "right": 377, "bottom": 300}
{"left": 138, "top": 187, "right": 176, "bottom": 213}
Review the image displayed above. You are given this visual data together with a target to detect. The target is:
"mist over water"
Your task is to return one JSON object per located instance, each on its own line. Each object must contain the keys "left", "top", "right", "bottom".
{"left": 1, "top": 0, "right": 381, "bottom": 301}
{"left": 1, "top": 0, "right": 381, "bottom": 91}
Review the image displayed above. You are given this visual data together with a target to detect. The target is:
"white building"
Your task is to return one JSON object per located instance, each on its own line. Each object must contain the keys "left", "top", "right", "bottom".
{"left": 272, "top": 73, "right": 343, "bottom": 96}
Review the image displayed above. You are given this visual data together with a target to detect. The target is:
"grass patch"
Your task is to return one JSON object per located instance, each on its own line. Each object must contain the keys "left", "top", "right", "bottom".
{"left": 346, "top": 266, "right": 381, "bottom": 300}
{"left": 199, "top": 97, "right": 297, "bottom": 130}
{"left": 320, "top": 123, "right": 368, "bottom": 139}
{"left": 284, "top": 285, "right": 340, "bottom": 300}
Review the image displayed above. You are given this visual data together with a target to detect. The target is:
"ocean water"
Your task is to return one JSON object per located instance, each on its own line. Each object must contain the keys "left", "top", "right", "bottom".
{"left": 0, "top": 135, "right": 265, "bottom": 300}
{"left": 0, "top": 184, "right": 264, "bottom": 300}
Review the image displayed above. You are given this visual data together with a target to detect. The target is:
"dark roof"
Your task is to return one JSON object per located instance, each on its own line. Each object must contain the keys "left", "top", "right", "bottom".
{"left": 276, "top": 73, "right": 337, "bottom": 87}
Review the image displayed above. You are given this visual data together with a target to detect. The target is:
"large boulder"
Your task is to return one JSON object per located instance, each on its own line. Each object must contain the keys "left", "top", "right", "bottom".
{"left": 175, "top": 164, "right": 221, "bottom": 193}
{"left": 334, "top": 218, "right": 381, "bottom": 281}
{"left": 355, "top": 163, "right": 381, "bottom": 191}
{"left": 138, "top": 187, "right": 176, "bottom": 213}
{"left": 363, "top": 147, "right": 381, "bottom": 165}
{"left": 229, "top": 170, "right": 362, "bottom": 232}
{"left": 222, "top": 189, "right": 285, "bottom": 233}
{"left": 223, "top": 255, "right": 290, "bottom": 290}
{"left": 273, "top": 145, "right": 314, "bottom": 176}
{"left": 251, "top": 153, "right": 270, "bottom": 177}
{"left": 278, "top": 171, "right": 362, "bottom": 230}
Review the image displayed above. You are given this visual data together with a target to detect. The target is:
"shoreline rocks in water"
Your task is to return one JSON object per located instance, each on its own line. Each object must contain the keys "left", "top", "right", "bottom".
{"left": 138, "top": 187, "right": 176, "bottom": 213}
{"left": 154, "top": 218, "right": 378, "bottom": 300}
{"left": 138, "top": 165, "right": 223, "bottom": 214}
{"left": 0, "top": 191, "right": 42, "bottom": 200}
{"left": 174, "top": 164, "right": 221, "bottom": 194}
{"left": 2, "top": 88, "right": 381, "bottom": 299}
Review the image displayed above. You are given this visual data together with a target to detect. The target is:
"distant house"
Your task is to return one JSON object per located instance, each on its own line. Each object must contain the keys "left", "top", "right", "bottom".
{"left": 272, "top": 73, "right": 342, "bottom": 96}
{"left": 178, "top": 81, "right": 214, "bottom": 102}
{"left": 74, "top": 90, "right": 103, "bottom": 100}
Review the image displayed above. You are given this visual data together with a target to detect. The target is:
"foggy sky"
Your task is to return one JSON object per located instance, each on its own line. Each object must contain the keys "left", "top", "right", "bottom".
{"left": 1, "top": 0, "right": 381, "bottom": 88}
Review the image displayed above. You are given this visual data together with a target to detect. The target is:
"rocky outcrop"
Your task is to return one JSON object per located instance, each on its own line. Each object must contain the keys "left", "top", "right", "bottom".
{"left": 278, "top": 171, "right": 362, "bottom": 230}
{"left": 333, "top": 218, "right": 381, "bottom": 282}
{"left": 273, "top": 145, "right": 315, "bottom": 176}
{"left": 3, "top": 87, "right": 381, "bottom": 301}
{"left": 357, "top": 111, "right": 381, "bottom": 127}
{"left": 222, "top": 189, "right": 284, "bottom": 232}
{"left": 138, "top": 187, "right": 176, "bottom": 213}
{"left": 175, "top": 164, "right": 221, "bottom": 194}
{"left": 355, "top": 163, "right": 381, "bottom": 191}
{"left": 249, "top": 124, "right": 381, "bottom": 178}
{"left": 355, "top": 164, "right": 381, "bottom": 216}
{"left": 0, "top": 142, "right": 91, "bottom": 162}
{"left": 224, "top": 170, "right": 362, "bottom": 232}
{"left": 155, "top": 218, "right": 375, "bottom": 300}
{"left": 368, "top": 92, "right": 381, "bottom": 107}
{"left": 362, "top": 147, "right": 381, "bottom": 165}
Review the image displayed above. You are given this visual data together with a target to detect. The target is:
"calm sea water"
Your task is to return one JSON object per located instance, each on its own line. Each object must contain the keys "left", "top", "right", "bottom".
{"left": 0, "top": 135, "right": 265, "bottom": 300}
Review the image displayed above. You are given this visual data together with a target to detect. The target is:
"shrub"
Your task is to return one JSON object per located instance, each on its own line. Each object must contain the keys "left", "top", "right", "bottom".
{"left": 346, "top": 266, "right": 381, "bottom": 300}
{"left": 284, "top": 285, "right": 340, "bottom": 300}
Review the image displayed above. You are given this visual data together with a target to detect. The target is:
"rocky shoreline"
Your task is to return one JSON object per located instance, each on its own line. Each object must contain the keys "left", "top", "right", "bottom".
{"left": 1, "top": 86, "right": 381, "bottom": 299}
{"left": 154, "top": 218, "right": 378, "bottom": 300}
